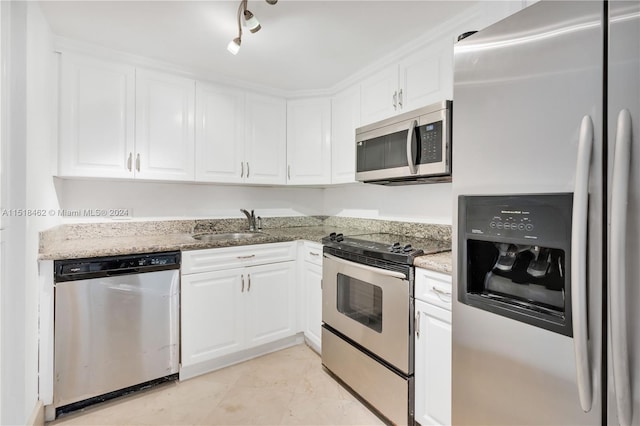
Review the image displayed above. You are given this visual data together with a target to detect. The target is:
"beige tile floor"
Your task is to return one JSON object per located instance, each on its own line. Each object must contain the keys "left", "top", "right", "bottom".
{"left": 49, "top": 344, "right": 386, "bottom": 426}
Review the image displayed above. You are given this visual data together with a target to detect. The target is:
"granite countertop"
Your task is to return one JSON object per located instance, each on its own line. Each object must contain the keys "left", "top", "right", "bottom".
{"left": 39, "top": 217, "right": 452, "bottom": 274}
{"left": 414, "top": 251, "right": 452, "bottom": 274}
{"left": 38, "top": 226, "right": 361, "bottom": 261}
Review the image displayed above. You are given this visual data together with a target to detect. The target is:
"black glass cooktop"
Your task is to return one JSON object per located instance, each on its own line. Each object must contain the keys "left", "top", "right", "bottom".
{"left": 322, "top": 232, "right": 450, "bottom": 265}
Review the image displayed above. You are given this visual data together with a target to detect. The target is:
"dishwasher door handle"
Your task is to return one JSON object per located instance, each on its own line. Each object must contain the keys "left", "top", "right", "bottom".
{"left": 106, "top": 268, "right": 141, "bottom": 276}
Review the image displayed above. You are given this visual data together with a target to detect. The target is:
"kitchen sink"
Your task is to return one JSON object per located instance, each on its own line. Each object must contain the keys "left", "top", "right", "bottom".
{"left": 192, "top": 232, "right": 265, "bottom": 242}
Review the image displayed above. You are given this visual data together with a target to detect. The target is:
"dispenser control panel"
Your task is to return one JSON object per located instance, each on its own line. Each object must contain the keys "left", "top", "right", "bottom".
{"left": 462, "top": 194, "right": 572, "bottom": 243}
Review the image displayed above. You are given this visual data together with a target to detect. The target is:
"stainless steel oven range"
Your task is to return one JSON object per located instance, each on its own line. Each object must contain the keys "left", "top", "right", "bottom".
{"left": 321, "top": 232, "right": 449, "bottom": 425}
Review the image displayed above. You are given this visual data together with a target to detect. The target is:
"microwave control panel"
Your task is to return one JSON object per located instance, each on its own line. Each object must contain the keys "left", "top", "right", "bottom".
{"left": 418, "top": 121, "right": 443, "bottom": 164}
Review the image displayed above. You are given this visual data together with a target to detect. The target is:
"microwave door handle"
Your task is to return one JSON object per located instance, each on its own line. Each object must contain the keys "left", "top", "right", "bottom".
{"left": 571, "top": 115, "right": 594, "bottom": 413}
{"left": 610, "top": 109, "right": 632, "bottom": 426}
{"left": 406, "top": 120, "right": 418, "bottom": 174}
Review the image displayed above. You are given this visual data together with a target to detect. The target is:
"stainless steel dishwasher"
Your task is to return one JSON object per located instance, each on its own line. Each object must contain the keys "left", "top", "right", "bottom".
{"left": 53, "top": 251, "right": 180, "bottom": 415}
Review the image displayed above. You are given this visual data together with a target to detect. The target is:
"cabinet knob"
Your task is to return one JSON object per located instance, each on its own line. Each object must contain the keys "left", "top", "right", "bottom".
{"left": 398, "top": 89, "right": 403, "bottom": 109}
{"left": 392, "top": 91, "right": 398, "bottom": 110}
{"left": 247, "top": 162, "right": 250, "bottom": 178}
{"left": 241, "top": 162, "right": 244, "bottom": 178}
{"left": 288, "top": 165, "right": 291, "bottom": 180}
{"left": 127, "top": 153, "right": 133, "bottom": 172}
{"left": 241, "top": 274, "right": 245, "bottom": 292}
{"left": 136, "top": 153, "right": 141, "bottom": 172}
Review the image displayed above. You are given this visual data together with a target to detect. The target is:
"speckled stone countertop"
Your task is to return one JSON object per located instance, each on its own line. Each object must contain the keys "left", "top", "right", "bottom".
{"left": 39, "top": 216, "right": 452, "bottom": 274}
{"left": 414, "top": 251, "right": 452, "bottom": 274}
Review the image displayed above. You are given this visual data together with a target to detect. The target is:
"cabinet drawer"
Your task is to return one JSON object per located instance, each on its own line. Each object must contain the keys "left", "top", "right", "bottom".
{"left": 182, "top": 242, "right": 296, "bottom": 274}
{"left": 415, "top": 267, "right": 452, "bottom": 311}
{"left": 303, "top": 242, "right": 323, "bottom": 266}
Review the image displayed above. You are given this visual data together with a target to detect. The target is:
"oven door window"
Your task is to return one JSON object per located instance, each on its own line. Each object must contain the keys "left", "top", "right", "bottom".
{"left": 336, "top": 273, "right": 383, "bottom": 333}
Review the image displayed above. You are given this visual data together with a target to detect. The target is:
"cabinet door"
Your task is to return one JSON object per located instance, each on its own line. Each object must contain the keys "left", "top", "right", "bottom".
{"left": 303, "top": 262, "right": 323, "bottom": 352}
{"left": 415, "top": 299, "right": 452, "bottom": 426}
{"left": 245, "top": 261, "right": 296, "bottom": 348}
{"left": 58, "top": 54, "right": 135, "bottom": 178}
{"left": 331, "top": 86, "right": 360, "bottom": 184}
{"left": 135, "top": 69, "right": 195, "bottom": 181}
{"left": 244, "top": 93, "right": 286, "bottom": 184}
{"left": 181, "top": 269, "right": 244, "bottom": 367}
{"left": 195, "top": 83, "right": 245, "bottom": 183}
{"left": 398, "top": 40, "right": 453, "bottom": 112}
{"left": 286, "top": 98, "right": 331, "bottom": 185}
{"left": 360, "top": 65, "right": 398, "bottom": 125}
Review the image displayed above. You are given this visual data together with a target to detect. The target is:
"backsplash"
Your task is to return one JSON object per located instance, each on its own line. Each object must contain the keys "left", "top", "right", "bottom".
{"left": 40, "top": 215, "right": 452, "bottom": 253}
{"left": 324, "top": 217, "right": 451, "bottom": 242}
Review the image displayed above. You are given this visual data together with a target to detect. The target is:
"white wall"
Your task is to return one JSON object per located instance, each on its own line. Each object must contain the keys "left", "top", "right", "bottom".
{"left": 25, "top": 0, "right": 59, "bottom": 418}
{"left": 1, "top": 1, "right": 29, "bottom": 424}
{"left": 323, "top": 183, "right": 453, "bottom": 225}
{"left": 0, "top": 2, "right": 58, "bottom": 423}
{"left": 57, "top": 179, "right": 324, "bottom": 220}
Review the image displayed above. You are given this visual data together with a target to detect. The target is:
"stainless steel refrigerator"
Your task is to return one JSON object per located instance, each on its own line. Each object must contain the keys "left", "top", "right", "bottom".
{"left": 451, "top": 1, "right": 639, "bottom": 424}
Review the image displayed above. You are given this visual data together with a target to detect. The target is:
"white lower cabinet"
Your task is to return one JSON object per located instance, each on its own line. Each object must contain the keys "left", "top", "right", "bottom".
{"left": 414, "top": 268, "right": 452, "bottom": 426}
{"left": 180, "top": 244, "right": 297, "bottom": 376}
{"left": 300, "top": 242, "right": 323, "bottom": 352}
{"left": 244, "top": 262, "right": 297, "bottom": 347}
{"left": 181, "top": 268, "right": 245, "bottom": 365}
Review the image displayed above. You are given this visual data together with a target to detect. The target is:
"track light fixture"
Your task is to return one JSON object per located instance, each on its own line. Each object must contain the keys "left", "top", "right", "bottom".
{"left": 227, "top": 0, "right": 277, "bottom": 55}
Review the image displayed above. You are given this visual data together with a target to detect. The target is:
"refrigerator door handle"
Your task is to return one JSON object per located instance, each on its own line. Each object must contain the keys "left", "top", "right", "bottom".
{"left": 571, "top": 115, "right": 594, "bottom": 413}
{"left": 610, "top": 109, "right": 633, "bottom": 426}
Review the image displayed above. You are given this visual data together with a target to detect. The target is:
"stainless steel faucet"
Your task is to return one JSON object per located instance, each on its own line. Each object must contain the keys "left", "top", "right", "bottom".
{"left": 240, "top": 209, "right": 256, "bottom": 232}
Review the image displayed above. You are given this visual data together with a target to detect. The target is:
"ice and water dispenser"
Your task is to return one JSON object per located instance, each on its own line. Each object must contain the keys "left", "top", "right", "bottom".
{"left": 458, "top": 194, "right": 573, "bottom": 336}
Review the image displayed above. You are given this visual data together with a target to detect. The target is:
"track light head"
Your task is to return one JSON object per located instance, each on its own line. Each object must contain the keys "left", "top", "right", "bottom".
{"left": 227, "top": 37, "right": 241, "bottom": 55}
{"left": 243, "top": 9, "right": 261, "bottom": 33}
{"left": 227, "top": 0, "right": 277, "bottom": 54}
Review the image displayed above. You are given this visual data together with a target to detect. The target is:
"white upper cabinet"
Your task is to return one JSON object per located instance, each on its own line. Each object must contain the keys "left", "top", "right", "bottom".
{"left": 399, "top": 39, "right": 453, "bottom": 111}
{"left": 360, "top": 65, "right": 399, "bottom": 125}
{"left": 58, "top": 54, "right": 135, "bottom": 178}
{"left": 195, "top": 83, "right": 245, "bottom": 183}
{"left": 135, "top": 69, "right": 195, "bottom": 181}
{"left": 331, "top": 86, "right": 360, "bottom": 184}
{"left": 286, "top": 98, "right": 331, "bottom": 185}
{"left": 360, "top": 43, "right": 454, "bottom": 125}
{"left": 244, "top": 93, "right": 287, "bottom": 185}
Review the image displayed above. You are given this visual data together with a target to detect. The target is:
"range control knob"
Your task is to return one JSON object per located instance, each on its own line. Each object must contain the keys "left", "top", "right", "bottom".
{"left": 336, "top": 233, "right": 344, "bottom": 242}
{"left": 329, "top": 232, "right": 337, "bottom": 241}
{"left": 403, "top": 244, "right": 413, "bottom": 253}
{"left": 389, "top": 242, "right": 401, "bottom": 252}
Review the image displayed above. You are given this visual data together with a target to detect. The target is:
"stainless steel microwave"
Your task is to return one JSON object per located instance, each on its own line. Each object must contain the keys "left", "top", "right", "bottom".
{"left": 355, "top": 100, "right": 452, "bottom": 185}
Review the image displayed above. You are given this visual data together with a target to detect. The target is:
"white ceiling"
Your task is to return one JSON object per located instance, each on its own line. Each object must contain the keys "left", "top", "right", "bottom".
{"left": 39, "top": 0, "right": 477, "bottom": 92}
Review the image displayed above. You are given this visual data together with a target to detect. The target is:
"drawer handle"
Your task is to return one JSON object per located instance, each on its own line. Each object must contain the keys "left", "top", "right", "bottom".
{"left": 309, "top": 252, "right": 320, "bottom": 256}
{"left": 237, "top": 254, "right": 256, "bottom": 259}
{"left": 248, "top": 273, "right": 251, "bottom": 292}
{"left": 241, "top": 274, "right": 245, "bottom": 292}
{"left": 432, "top": 285, "right": 452, "bottom": 301}
{"left": 415, "top": 311, "right": 421, "bottom": 339}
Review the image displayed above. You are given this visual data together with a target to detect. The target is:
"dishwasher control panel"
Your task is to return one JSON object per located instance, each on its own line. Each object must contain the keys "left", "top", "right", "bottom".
{"left": 55, "top": 251, "right": 181, "bottom": 282}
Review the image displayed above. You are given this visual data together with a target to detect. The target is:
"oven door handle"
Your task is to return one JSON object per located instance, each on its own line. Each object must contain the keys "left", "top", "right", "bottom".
{"left": 323, "top": 253, "right": 408, "bottom": 280}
